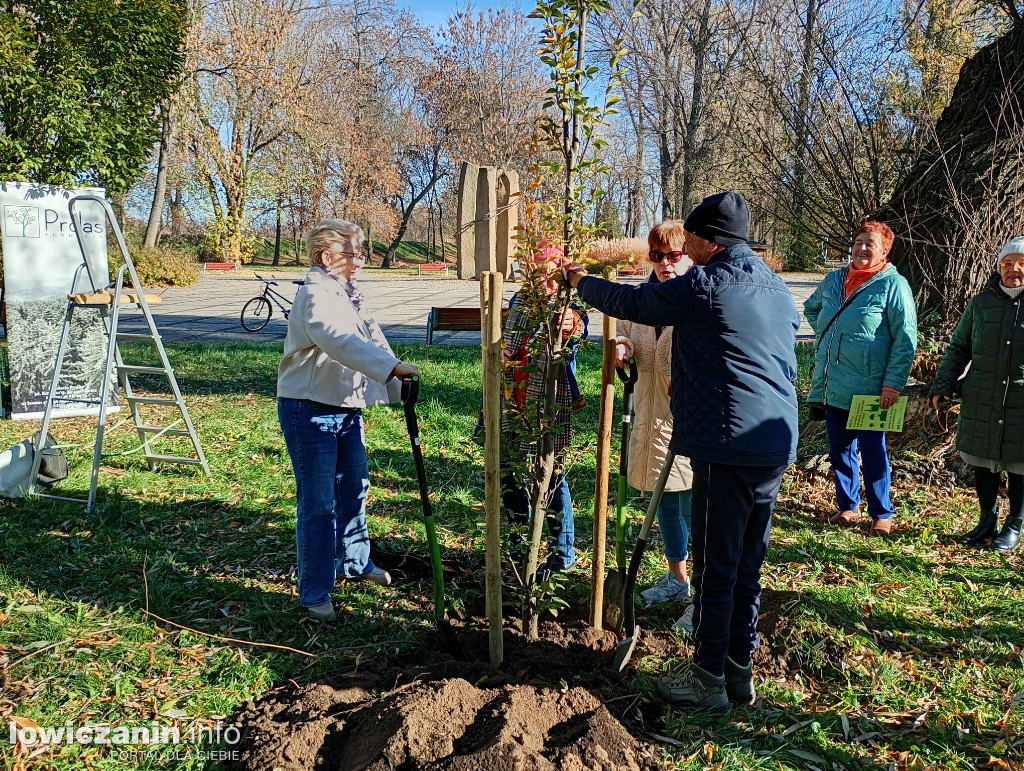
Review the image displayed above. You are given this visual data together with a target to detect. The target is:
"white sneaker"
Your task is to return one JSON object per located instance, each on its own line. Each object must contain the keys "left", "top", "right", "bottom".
{"left": 351, "top": 566, "right": 392, "bottom": 586}
{"left": 640, "top": 572, "right": 691, "bottom": 606}
{"left": 673, "top": 604, "right": 694, "bottom": 635}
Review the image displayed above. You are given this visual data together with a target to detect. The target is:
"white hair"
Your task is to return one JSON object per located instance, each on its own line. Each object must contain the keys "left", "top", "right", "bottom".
{"left": 306, "top": 219, "right": 364, "bottom": 267}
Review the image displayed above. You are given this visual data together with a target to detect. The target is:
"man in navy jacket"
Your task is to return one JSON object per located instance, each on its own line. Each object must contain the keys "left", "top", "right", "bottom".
{"left": 566, "top": 191, "right": 799, "bottom": 710}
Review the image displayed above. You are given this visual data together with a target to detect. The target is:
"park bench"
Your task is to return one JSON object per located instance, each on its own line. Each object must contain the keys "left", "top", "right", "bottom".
{"left": 203, "top": 261, "right": 238, "bottom": 272}
{"left": 426, "top": 306, "right": 510, "bottom": 344}
{"left": 418, "top": 262, "right": 449, "bottom": 275}
{"left": 616, "top": 263, "right": 646, "bottom": 277}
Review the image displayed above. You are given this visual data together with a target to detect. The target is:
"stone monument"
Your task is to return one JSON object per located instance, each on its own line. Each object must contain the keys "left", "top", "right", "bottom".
{"left": 456, "top": 161, "right": 521, "bottom": 279}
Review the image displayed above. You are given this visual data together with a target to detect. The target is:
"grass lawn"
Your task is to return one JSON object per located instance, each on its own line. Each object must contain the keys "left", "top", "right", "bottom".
{"left": 246, "top": 238, "right": 452, "bottom": 270}
{"left": 0, "top": 342, "right": 1022, "bottom": 769}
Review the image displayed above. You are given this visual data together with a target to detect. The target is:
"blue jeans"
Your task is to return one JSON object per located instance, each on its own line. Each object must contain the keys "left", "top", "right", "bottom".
{"left": 658, "top": 489, "right": 692, "bottom": 563}
{"left": 825, "top": 405, "right": 894, "bottom": 519}
{"left": 278, "top": 397, "right": 377, "bottom": 608}
{"left": 566, "top": 358, "right": 581, "bottom": 400}
{"left": 502, "top": 465, "right": 576, "bottom": 569}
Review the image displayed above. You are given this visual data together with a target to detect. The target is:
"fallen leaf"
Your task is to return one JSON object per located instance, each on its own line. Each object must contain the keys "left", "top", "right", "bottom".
{"left": 782, "top": 718, "right": 814, "bottom": 736}
{"left": 788, "top": 749, "right": 826, "bottom": 764}
{"left": 651, "top": 733, "right": 685, "bottom": 746}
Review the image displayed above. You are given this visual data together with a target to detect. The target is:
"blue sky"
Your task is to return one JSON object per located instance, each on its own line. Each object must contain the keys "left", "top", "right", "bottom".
{"left": 396, "top": 0, "right": 534, "bottom": 30}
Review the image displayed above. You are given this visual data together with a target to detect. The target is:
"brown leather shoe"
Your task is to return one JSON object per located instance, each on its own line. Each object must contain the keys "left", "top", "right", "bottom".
{"left": 828, "top": 508, "right": 860, "bottom": 526}
{"left": 869, "top": 517, "right": 892, "bottom": 536}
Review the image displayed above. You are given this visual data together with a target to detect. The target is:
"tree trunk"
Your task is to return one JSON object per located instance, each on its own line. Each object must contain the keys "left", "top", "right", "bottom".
{"left": 877, "top": 22, "right": 1024, "bottom": 330}
{"left": 111, "top": 192, "right": 127, "bottom": 226}
{"left": 224, "top": 179, "right": 247, "bottom": 264}
{"left": 437, "top": 202, "right": 446, "bottom": 261}
{"left": 789, "top": 0, "right": 820, "bottom": 268}
{"left": 384, "top": 171, "right": 441, "bottom": 269}
{"left": 144, "top": 106, "right": 173, "bottom": 248}
{"left": 381, "top": 211, "right": 407, "bottom": 269}
{"left": 169, "top": 186, "right": 185, "bottom": 238}
{"left": 291, "top": 212, "right": 302, "bottom": 265}
{"left": 204, "top": 174, "right": 224, "bottom": 223}
{"left": 657, "top": 106, "right": 675, "bottom": 219}
{"left": 272, "top": 196, "right": 282, "bottom": 267}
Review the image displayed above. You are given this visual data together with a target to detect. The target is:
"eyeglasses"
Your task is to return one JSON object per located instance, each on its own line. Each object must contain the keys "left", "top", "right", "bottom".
{"left": 325, "top": 250, "right": 362, "bottom": 261}
{"left": 999, "top": 258, "right": 1024, "bottom": 271}
{"left": 649, "top": 249, "right": 686, "bottom": 264}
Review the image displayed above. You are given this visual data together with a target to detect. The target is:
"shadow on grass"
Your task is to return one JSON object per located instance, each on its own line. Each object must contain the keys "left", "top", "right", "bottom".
{"left": 766, "top": 528, "right": 1023, "bottom": 661}
{"left": 0, "top": 486, "right": 490, "bottom": 670}
{"left": 124, "top": 341, "right": 608, "bottom": 420}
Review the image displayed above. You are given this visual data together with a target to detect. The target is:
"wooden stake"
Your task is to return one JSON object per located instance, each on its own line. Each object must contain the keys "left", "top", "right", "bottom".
{"left": 482, "top": 271, "right": 504, "bottom": 666}
{"left": 589, "top": 267, "right": 617, "bottom": 628}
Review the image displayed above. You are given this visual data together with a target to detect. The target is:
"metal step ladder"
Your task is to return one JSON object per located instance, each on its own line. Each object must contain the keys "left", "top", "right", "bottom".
{"left": 28, "top": 194, "right": 210, "bottom": 512}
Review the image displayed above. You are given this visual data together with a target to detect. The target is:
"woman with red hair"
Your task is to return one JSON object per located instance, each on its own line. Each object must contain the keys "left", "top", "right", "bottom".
{"left": 804, "top": 220, "right": 918, "bottom": 536}
{"left": 614, "top": 221, "right": 696, "bottom": 606}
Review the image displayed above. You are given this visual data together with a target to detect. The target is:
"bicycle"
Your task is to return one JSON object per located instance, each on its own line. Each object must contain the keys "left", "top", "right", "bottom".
{"left": 240, "top": 274, "right": 304, "bottom": 332}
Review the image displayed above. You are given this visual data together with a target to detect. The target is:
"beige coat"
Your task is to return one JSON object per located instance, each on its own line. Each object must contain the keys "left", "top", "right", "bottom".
{"left": 616, "top": 320, "right": 692, "bottom": 492}
{"left": 277, "top": 267, "right": 401, "bottom": 408}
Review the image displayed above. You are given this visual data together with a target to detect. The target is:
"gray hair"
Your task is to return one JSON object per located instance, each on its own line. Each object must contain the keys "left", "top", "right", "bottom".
{"left": 306, "top": 219, "right": 365, "bottom": 267}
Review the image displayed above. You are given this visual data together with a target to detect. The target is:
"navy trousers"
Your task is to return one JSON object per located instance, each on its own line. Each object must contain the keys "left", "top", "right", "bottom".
{"left": 689, "top": 461, "right": 787, "bottom": 676}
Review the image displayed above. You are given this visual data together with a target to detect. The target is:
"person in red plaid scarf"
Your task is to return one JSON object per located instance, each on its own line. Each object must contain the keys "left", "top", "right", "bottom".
{"left": 501, "top": 245, "right": 588, "bottom": 581}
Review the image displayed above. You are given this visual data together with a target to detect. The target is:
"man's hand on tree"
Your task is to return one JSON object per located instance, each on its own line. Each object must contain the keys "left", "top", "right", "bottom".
{"left": 564, "top": 262, "right": 587, "bottom": 288}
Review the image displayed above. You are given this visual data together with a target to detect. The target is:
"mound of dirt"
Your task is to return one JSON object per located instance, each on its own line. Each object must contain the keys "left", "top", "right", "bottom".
{"left": 230, "top": 588, "right": 859, "bottom": 770}
{"left": 232, "top": 673, "right": 658, "bottom": 771}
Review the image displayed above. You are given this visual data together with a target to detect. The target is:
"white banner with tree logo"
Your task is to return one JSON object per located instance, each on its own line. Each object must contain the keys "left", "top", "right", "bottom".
{"left": 0, "top": 182, "right": 117, "bottom": 419}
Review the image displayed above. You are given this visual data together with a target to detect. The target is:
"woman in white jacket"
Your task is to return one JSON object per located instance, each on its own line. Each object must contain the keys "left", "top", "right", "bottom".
{"left": 277, "top": 219, "right": 419, "bottom": 622}
{"left": 614, "top": 221, "right": 695, "bottom": 606}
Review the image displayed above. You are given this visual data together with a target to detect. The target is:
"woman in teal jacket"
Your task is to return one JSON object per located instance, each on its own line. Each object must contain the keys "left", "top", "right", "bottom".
{"left": 804, "top": 221, "right": 918, "bottom": 536}
{"left": 929, "top": 238, "right": 1024, "bottom": 553}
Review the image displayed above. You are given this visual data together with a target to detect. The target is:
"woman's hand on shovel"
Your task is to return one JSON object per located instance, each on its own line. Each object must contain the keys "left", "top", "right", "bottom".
{"left": 391, "top": 362, "right": 420, "bottom": 380}
{"left": 615, "top": 342, "right": 631, "bottom": 367}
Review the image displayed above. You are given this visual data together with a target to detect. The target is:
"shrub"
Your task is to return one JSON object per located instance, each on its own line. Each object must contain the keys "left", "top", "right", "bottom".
{"left": 752, "top": 246, "right": 784, "bottom": 273}
{"left": 582, "top": 237, "right": 784, "bottom": 273}
{"left": 198, "top": 219, "right": 256, "bottom": 263}
{"left": 583, "top": 237, "right": 648, "bottom": 273}
{"left": 110, "top": 244, "right": 201, "bottom": 287}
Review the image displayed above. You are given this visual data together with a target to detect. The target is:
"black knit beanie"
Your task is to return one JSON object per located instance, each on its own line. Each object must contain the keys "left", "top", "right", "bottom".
{"left": 683, "top": 191, "right": 750, "bottom": 246}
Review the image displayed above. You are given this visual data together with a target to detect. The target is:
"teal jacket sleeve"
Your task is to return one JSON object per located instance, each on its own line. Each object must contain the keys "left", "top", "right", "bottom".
{"left": 803, "top": 281, "right": 825, "bottom": 334}
{"left": 882, "top": 276, "right": 919, "bottom": 392}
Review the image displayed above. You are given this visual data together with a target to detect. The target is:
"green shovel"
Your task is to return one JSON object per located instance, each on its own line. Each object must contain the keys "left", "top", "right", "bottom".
{"left": 401, "top": 375, "right": 468, "bottom": 660}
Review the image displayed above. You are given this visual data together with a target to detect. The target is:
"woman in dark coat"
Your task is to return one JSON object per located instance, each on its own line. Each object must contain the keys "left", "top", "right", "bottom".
{"left": 929, "top": 237, "right": 1024, "bottom": 553}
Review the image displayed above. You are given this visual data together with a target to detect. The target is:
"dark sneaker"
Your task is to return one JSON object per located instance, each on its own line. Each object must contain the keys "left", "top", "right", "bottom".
{"left": 724, "top": 656, "right": 755, "bottom": 704}
{"left": 536, "top": 557, "right": 576, "bottom": 584}
{"left": 656, "top": 663, "right": 729, "bottom": 712}
{"left": 672, "top": 604, "right": 694, "bottom": 635}
{"left": 306, "top": 601, "right": 337, "bottom": 622}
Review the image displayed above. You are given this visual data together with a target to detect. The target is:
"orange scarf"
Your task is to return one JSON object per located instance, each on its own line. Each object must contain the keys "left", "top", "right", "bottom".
{"left": 844, "top": 261, "right": 888, "bottom": 298}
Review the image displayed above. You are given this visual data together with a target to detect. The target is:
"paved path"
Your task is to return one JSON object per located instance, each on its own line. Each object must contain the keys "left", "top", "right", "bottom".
{"left": 120, "top": 270, "right": 820, "bottom": 344}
